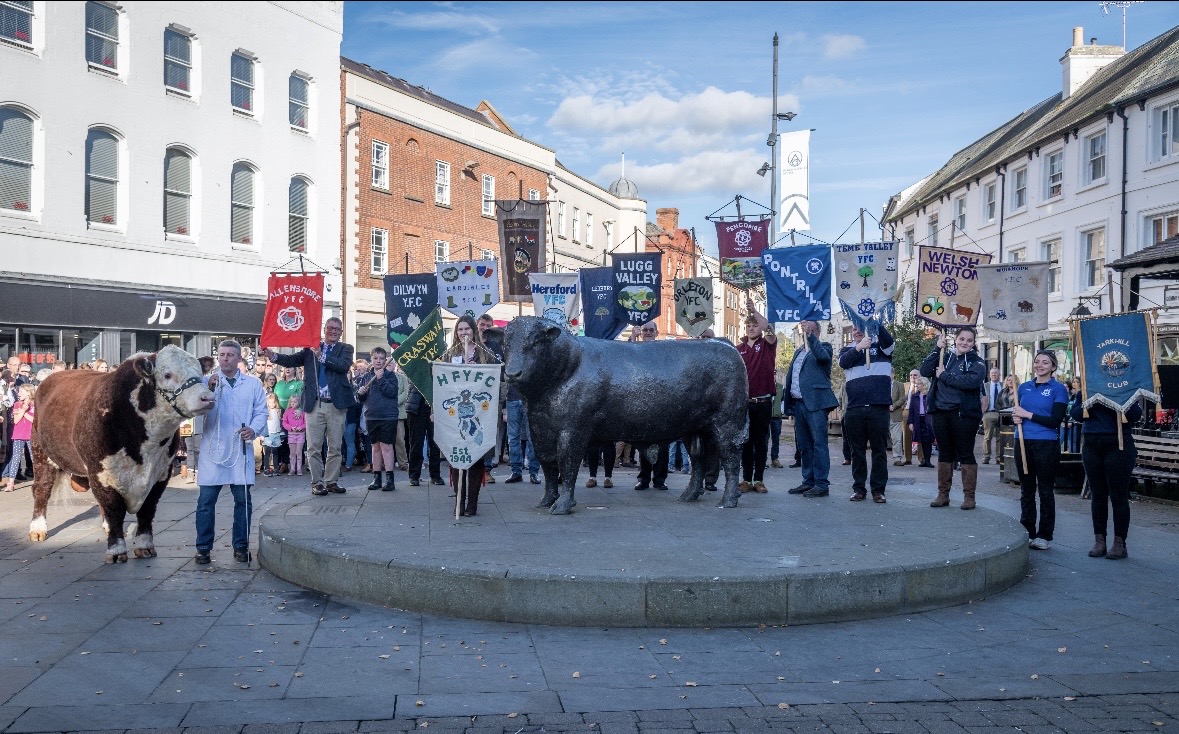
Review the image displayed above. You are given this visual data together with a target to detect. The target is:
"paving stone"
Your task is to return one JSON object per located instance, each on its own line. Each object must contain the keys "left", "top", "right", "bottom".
{"left": 298, "top": 722, "right": 359, "bottom": 734}
{"left": 242, "top": 724, "right": 301, "bottom": 734}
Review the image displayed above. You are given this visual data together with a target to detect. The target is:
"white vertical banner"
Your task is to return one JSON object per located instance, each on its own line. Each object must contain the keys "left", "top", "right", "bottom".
{"left": 778, "top": 129, "right": 811, "bottom": 232}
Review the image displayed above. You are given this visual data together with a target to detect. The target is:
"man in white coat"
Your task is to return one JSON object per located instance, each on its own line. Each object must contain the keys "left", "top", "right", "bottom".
{"left": 195, "top": 340, "right": 268, "bottom": 565}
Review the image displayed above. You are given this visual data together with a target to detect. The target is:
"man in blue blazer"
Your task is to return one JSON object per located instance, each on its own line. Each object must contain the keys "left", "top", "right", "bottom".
{"left": 266, "top": 317, "right": 357, "bottom": 496}
{"left": 782, "top": 320, "right": 839, "bottom": 497}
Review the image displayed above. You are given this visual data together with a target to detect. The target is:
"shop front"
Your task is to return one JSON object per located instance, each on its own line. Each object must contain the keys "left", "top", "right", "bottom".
{"left": 0, "top": 278, "right": 265, "bottom": 370}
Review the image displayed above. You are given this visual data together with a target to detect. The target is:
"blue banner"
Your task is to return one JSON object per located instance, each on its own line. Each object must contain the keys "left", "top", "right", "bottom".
{"left": 761, "top": 245, "right": 832, "bottom": 323}
{"left": 580, "top": 267, "right": 628, "bottom": 340}
{"left": 1078, "top": 312, "right": 1160, "bottom": 412}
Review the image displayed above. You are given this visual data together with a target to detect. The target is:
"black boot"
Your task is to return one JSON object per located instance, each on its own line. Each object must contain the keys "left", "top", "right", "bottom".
{"left": 382, "top": 471, "right": 396, "bottom": 491}
{"left": 367, "top": 472, "right": 383, "bottom": 490}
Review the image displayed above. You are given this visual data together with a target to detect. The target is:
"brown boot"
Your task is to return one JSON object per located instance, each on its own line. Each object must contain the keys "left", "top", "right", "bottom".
{"left": 960, "top": 464, "right": 978, "bottom": 510}
{"left": 1089, "top": 534, "right": 1107, "bottom": 558}
{"left": 930, "top": 462, "right": 953, "bottom": 507}
{"left": 1108, "top": 536, "right": 1127, "bottom": 560}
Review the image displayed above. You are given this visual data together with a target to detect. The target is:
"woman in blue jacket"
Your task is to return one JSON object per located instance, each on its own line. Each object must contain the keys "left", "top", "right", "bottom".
{"left": 1011, "top": 351, "right": 1069, "bottom": 550}
{"left": 1070, "top": 398, "right": 1142, "bottom": 560}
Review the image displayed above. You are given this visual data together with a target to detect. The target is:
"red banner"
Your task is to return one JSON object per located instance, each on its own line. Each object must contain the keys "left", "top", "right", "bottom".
{"left": 715, "top": 219, "right": 769, "bottom": 289}
{"left": 261, "top": 273, "right": 324, "bottom": 348}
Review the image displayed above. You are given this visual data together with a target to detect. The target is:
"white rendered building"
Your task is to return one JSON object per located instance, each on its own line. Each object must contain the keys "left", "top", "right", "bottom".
{"left": 0, "top": 1, "right": 343, "bottom": 367}
{"left": 884, "top": 26, "right": 1179, "bottom": 377}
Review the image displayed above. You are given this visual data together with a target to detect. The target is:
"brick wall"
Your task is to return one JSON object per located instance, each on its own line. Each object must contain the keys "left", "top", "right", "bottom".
{"left": 645, "top": 209, "right": 699, "bottom": 338}
{"left": 352, "top": 109, "right": 548, "bottom": 292}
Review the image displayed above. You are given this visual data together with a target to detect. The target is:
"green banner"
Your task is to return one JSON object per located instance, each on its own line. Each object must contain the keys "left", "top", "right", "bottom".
{"left": 391, "top": 307, "right": 446, "bottom": 405}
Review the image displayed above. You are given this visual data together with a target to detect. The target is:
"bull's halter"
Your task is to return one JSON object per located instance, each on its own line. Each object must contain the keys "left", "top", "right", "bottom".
{"left": 156, "top": 376, "right": 205, "bottom": 418}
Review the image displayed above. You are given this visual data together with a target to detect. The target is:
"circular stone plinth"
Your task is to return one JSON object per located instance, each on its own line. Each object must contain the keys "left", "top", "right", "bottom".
{"left": 258, "top": 479, "right": 1028, "bottom": 627}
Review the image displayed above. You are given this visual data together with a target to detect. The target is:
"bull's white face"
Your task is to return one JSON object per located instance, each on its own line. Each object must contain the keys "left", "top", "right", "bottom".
{"left": 153, "top": 345, "right": 215, "bottom": 416}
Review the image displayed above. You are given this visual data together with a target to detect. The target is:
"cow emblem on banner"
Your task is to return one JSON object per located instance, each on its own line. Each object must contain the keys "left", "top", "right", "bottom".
{"left": 914, "top": 246, "right": 991, "bottom": 328}
{"left": 976, "top": 262, "right": 1050, "bottom": 340}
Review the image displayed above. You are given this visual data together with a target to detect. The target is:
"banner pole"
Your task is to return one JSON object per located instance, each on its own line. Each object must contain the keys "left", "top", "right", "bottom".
{"left": 455, "top": 469, "right": 464, "bottom": 519}
{"left": 1074, "top": 317, "right": 1090, "bottom": 419}
{"left": 1010, "top": 377, "right": 1029, "bottom": 475}
{"left": 1149, "top": 309, "right": 1162, "bottom": 399}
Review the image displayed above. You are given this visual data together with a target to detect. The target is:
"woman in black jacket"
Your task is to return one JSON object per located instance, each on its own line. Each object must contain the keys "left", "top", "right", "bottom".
{"left": 1071, "top": 399, "right": 1142, "bottom": 560}
{"left": 920, "top": 326, "right": 987, "bottom": 509}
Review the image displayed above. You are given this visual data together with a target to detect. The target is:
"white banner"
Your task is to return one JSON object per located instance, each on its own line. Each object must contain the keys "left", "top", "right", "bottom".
{"left": 674, "top": 277, "right": 715, "bottom": 337}
{"left": 431, "top": 362, "right": 502, "bottom": 469}
{"left": 437, "top": 259, "right": 500, "bottom": 319}
{"left": 778, "top": 130, "right": 811, "bottom": 232}
{"left": 529, "top": 272, "right": 581, "bottom": 334}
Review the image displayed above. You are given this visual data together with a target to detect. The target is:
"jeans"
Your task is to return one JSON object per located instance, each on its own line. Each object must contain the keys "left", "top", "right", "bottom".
{"left": 769, "top": 417, "right": 783, "bottom": 461}
{"left": 306, "top": 402, "right": 347, "bottom": 484}
{"left": 343, "top": 421, "right": 359, "bottom": 468}
{"left": 931, "top": 411, "right": 981, "bottom": 465}
{"left": 3, "top": 439, "right": 28, "bottom": 478}
{"left": 506, "top": 400, "right": 539, "bottom": 476}
{"left": 196, "top": 484, "right": 251, "bottom": 552}
{"left": 844, "top": 405, "right": 890, "bottom": 496}
{"left": 637, "top": 443, "right": 669, "bottom": 486}
{"left": 407, "top": 410, "right": 442, "bottom": 481}
{"left": 586, "top": 443, "right": 615, "bottom": 478}
{"left": 668, "top": 440, "right": 691, "bottom": 473}
{"left": 1017, "top": 438, "right": 1060, "bottom": 541}
{"left": 792, "top": 403, "right": 831, "bottom": 491}
{"left": 1084, "top": 434, "right": 1135, "bottom": 539}
{"left": 742, "top": 400, "right": 772, "bottom": 482}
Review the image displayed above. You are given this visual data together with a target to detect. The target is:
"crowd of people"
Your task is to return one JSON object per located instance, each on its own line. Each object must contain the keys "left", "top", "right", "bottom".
{"left": 0, "top": 312, "right": 1150, "bottom": 564}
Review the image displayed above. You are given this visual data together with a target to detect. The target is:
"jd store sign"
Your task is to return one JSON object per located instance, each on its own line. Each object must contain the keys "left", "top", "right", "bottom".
{"left": 0, "top": 279, "right": 265, "bottom": 333}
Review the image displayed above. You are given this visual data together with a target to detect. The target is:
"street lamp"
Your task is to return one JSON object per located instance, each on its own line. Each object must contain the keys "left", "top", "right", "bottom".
{"left": 1069, "top": 295, "right": 1103, "bottom": 317}
{"left": 756, "top": 162, "right": 771, "bottom": 177}
{"left": 768, "top": 34, "right": 797, "bottom": 245}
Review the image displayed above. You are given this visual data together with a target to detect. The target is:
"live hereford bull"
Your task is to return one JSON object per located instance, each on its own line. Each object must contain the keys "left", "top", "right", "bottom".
{"left": 503, "top": 317, "right": 749, "bottom": 514}
{"left": 28, "top": 346, "right": 215, "bottom": 562}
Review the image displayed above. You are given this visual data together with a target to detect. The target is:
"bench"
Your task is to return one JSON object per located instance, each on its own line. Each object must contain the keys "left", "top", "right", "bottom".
{"left": 1131, "top": 433, "right": 1179, "bottom": 493}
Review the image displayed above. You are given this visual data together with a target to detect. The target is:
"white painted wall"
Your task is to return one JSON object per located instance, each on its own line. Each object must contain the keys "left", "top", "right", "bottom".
{"left": 548, "top": 166, "right": 648, "bottom": 273}
{"left": 889, "top": 94, "right": 1179, "bottom": 340}
{"left": 0, "top": 1, "right": 343, "bottom": 308}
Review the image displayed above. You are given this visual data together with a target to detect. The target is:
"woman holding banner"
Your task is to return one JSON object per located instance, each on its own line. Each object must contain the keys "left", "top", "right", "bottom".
{"left": 921, "top": 327, "right": 987, "bottom": 509}
{"left": 441, "top": 315, "right": 499, "bottom": 516}
{"left": 1012, "top": 351, "right": 1069, "bottom": 550}
{"left": 1070, "top": 400, "right": 1141, "bottom": 560}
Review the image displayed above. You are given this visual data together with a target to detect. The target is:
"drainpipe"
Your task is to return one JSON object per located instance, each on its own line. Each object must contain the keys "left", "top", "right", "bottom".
{"left": 1116, "top": 105, "right": 1130, "bottom": 315}
{"left": 340, "top": 107, "right": 361, "bottom": 337}
{"left": 995, "top": 164, "right": 1007, "bottom": 373}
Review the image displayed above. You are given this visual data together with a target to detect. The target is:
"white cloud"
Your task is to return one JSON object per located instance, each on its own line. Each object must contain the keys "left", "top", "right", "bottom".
{"left": 435, "top": 38, "right": 539, "bottom": 74}
{"left": 821, "top": 33, "right": 866, "bottom": 59}
{"left": 548, "top": 85, "right": 797, "bottom": 154}
{"left": 593, "top": 149, "right": 767, "bottom": 197}
{"left": 372, "top": 9, "right": 500, "bottom": 35}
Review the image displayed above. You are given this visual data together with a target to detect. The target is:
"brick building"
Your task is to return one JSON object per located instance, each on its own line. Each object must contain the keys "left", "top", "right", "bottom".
{"left": 644, "top": 208, "right": 700, "bottom": 338}
{"left": 341, "top": 58, "right": 551, "bottom": 353}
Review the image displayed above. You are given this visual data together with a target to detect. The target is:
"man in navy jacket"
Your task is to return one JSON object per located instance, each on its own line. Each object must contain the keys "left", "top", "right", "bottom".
{"left": 782, "top": 321, "right": 839, "bottom": 497}
{"left": 838, "top": 325, "right": 895, "bottom": 502}
{"left": 266, "top": 317, "right": 357, "bottom": 496}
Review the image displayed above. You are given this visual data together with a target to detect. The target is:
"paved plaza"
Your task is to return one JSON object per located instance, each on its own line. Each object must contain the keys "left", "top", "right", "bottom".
{"left": 0, "top": 449, "right": 1176, "bottom": 733}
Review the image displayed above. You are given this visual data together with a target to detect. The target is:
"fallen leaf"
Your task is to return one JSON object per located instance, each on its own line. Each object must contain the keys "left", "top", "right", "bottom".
{"left": 937, "top": 672, "right": 945, "bottom": 676}
{"left": 1064, "top": 697, "right": 1077, "bottom": 701}
{"left": 80, "top": 651, "right": 90, "bottom": 655}
{"left": 572, "top": 671, "right": 581, "bottom": 679}
{"left": 1152, "top": 721, "right": 1164, "bottom": 726}
{"left": 379, "top": 655, "right": 390, "bottom": 659}
{"left": 1031, "top": 674, "right": 1040, "bottom": 680}
{"left": 649, "top": 674, "right": 658, "bottom": 679}
{"left": 659, "top": 639, "right": 667, "bottom": 645}
{"left": 774, "top": 651, "right": 781, "bottom": 656}
{"left": 95, "top": 691, "right": 103, "bottom": 695}
{"left": 776, "top": 676, "right": 785, "bottom": 681}
{"left": 254, "top": 650, "right": 264, "bottom": 654}
{"left": 507, "top": 713, "right": 518, "bottom": 719}
{"left": 269, "top": 683, "right": 278, "bottom": 687}
{"left": 294, "top": 672, "right": 303, "bottom": 678}
{"left": 1058, "top": 647, "right": 1068, "bottom": 653}
{"left": 38, "top": 616, "right": 47, "bottom": 621}
{"left": 415, "top": 700, "right": 424, "bottom": 706}
{"left": 673, "top": 655, "right": 682, "bottom": 661}
{"left": 685, "top": 681, "right": 698, "bottom": 687}
{"left": 777, "top": 703, "right": 790, "bottom": 710}
{"left": 678, "top": 695, "right": 687, "bottom": 699}
{"left": 874, "top": 668, "right": 881, "bottom": 673}
{"left": 239, "top": 684, "right": 251, "bottom": 690}
{"left": 394, "top": 646, "right": 400, "bottom": 651}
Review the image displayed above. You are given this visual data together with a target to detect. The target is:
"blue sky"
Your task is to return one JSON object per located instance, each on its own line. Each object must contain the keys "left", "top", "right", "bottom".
{"left": 342, "top": 1, "right": 1175, "bottom": 254}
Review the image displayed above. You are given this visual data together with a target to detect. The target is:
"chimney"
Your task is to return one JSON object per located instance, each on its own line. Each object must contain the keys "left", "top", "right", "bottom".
{"left": 1060, "top": 26, "right": 1124, "bottom": 100}
{"left": 656, "top": 207, "right": 679, "bottom": 233}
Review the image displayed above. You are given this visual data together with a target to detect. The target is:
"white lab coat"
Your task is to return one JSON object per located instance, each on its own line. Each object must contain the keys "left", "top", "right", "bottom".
{"left": 196, "top": 371, "right": 268, "bottom": 486}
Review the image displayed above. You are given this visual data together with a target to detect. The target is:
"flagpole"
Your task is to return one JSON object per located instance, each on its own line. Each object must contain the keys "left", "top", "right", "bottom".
{"left": 769, "top": 33, "right": 779, "bottom": 248}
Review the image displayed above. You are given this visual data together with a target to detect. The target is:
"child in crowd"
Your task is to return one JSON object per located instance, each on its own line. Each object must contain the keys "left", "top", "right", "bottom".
{"left": 2, "top": 384, "right": 35, "bottom": 491}
{"left": 261, "top": 392, "right": 283, "bottom": 477}
{"left": 282, "top": 395, "right": 306, "bottom": 476}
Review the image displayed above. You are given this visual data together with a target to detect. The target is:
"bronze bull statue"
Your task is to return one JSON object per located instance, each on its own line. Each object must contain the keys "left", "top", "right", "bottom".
{"left": 502, "top": 317, "right": 749, "bottom": 514}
